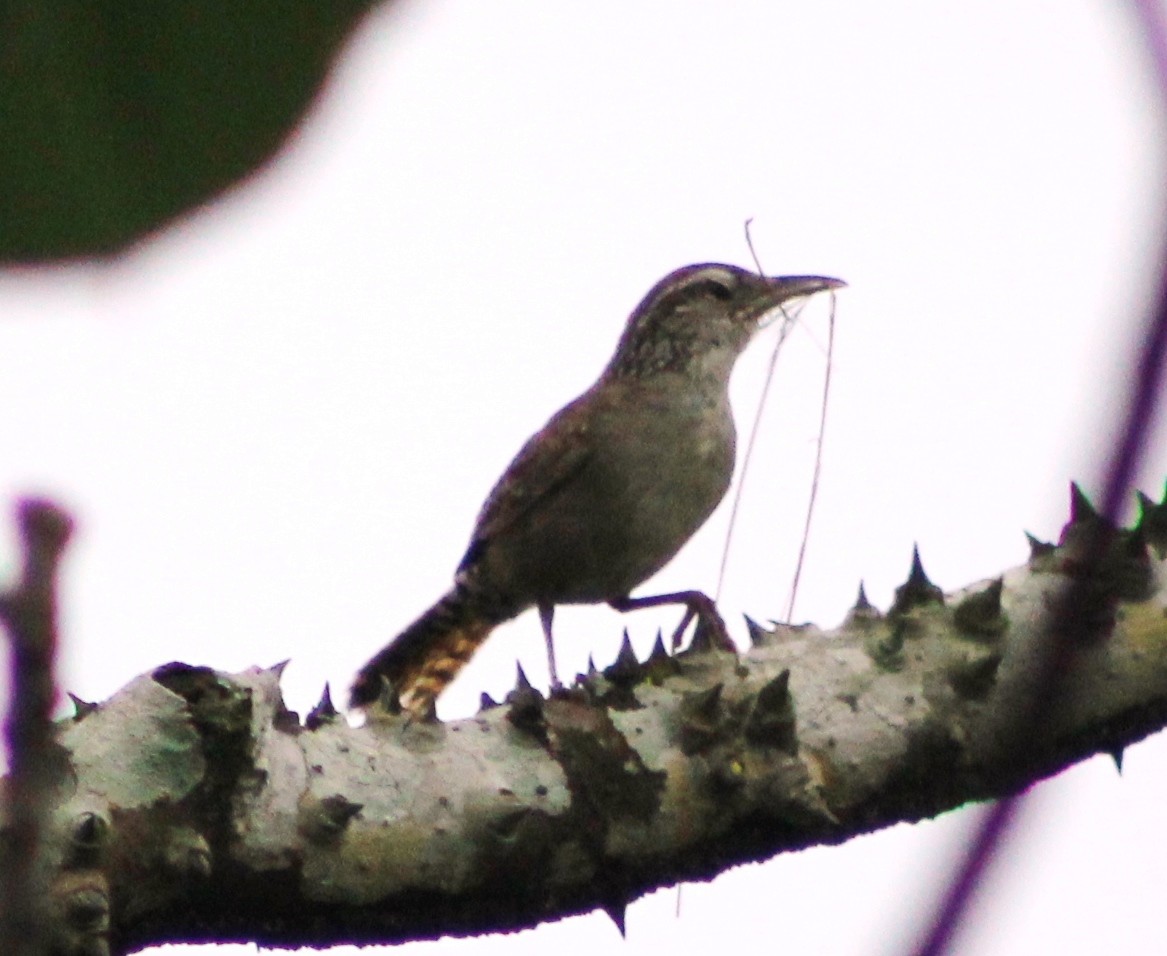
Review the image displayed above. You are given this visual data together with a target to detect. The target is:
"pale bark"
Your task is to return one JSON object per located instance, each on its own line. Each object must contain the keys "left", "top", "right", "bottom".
{"left": 14, "top": 488, "right": 1167, "bottom": 955}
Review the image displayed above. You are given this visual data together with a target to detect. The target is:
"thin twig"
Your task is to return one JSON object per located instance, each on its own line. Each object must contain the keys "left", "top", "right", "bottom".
{"left": 744, "top": 218, "right": 764, "bottom": 275}
{"left": 0, "top": 498, "right": 73, "bottom": 956}
{"left": 785, "top": 292, "right": 837, "bottom": 622}
{"left": 715, "top": 302, "right": 801, "bottom": 600}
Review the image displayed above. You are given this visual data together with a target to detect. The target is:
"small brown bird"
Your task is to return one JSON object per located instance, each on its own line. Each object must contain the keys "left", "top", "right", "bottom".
{"left": 351, "top": 263, "right": 844, "bottom": 716}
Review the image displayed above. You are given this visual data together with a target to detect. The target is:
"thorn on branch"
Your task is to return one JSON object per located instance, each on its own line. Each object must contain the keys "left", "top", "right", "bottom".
{"left": 599, "top": 897, "right": 627, "bottom": 937}
{"left": 1068, "top": 481, "right": 1101, "bottom": 525}
{"left": 678, "top": 683, "right": 725, "bottom": 754}
{"left": 66, "top": 813, "right": 110, "bottom": 871}
{"left": 506, "top": 663, "right": 546, "bottom": 739}
{"left": 1024, "top": 531, "right": 1057, "bottom": 569}
{"left": 889, "top": 545, "right": 944, "bottom": 617}
{"left": 1135, "top": 486, "right": 1167, "bottom": 557}
{"left": 300, "top": 795, "right": 364, "bottom": 844}
{"left": 946, "top": 652, "right": 1003, "bottom": 701}
{"left": 744, "top": 669, "right": 797, "bottom": 754}
{"left": 1109, "top": 747, "right": 1124, "bottom": 775}
{"left": 604, "top": 630, "right": 642, "bottom": 684}
{"left": 305, "top": 683, "right": 339, "bottom": 730}
{"left": 953, "top": 578, "right": 1007, "bottom": 640}
{"left": 67, "top": 692, "right": 97, "bottom": 722}
{"left": 376, "top": 675, "right": 404, "bottom": 716}
{"left": 743, "top": 614, "right": 770, "bottom": 647}
{"left": 845, "top": 581, "right": 882, "bottom": 628}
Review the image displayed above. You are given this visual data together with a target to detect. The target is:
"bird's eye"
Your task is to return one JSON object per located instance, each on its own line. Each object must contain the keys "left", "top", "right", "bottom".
{"left": 702, "top": 279, "right": 734, "bottom": 301}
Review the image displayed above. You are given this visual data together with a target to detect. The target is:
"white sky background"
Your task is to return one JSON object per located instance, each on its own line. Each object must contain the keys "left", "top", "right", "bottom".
{"left": 2, "top": 1, "right": 1167, "bottom": 954}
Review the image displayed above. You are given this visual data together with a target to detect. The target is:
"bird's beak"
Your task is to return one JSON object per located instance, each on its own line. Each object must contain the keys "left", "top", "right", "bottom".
{"left": 766, "top": 275, "right": 847, "bottom": 302}
{"left": 753, "top": 275, "right": 845, "bottom": 328}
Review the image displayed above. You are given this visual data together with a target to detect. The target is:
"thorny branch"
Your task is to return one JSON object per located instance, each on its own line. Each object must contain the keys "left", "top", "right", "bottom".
{"left": 10, "top": 484, "right": 1167, "bottom": 956}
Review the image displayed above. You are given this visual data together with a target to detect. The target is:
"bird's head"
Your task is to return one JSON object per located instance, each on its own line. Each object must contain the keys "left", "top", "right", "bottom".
{"left": 605, "top": 263, "right": 845, "bottom": 382}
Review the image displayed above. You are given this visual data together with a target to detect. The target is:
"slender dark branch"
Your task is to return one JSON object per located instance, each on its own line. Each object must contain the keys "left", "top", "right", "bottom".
{"left": 0, "top": 498, "right": 73, "bottom": 956}
{"left": 912, "top": 5, "right": 1167, "bottom": 951}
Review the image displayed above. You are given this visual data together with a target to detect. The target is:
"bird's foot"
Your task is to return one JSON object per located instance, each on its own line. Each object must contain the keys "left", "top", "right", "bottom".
{"left": 671, "top": 593, "right": 735, "bottom": 653}
{"left": 610, "top": 589, "right": 735, "bottom": 653}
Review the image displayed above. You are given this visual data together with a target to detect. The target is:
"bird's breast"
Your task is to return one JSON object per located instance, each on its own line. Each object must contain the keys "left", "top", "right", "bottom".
{"left": 574, "top": 386, "right": 735, "bottom": 587}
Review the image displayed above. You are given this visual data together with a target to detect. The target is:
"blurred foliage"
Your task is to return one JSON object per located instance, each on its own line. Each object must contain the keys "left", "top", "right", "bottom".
{"left": 0, "top": 0, "right": 380, "bottom": 263}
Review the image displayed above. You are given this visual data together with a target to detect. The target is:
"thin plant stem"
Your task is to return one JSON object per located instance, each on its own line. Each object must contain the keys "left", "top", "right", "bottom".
{"left": 785, "top": 292, "right": 837, "bottom": 622}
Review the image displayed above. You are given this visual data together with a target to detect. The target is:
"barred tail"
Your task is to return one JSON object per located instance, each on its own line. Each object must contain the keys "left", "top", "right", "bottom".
{"left": 350, "top": 586, "right": 513, "bottom": 716}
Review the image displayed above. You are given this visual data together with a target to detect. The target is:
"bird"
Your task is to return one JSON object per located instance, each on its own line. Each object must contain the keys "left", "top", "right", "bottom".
{"left": 350, "top": 263, "right": 844, "bottom": 717}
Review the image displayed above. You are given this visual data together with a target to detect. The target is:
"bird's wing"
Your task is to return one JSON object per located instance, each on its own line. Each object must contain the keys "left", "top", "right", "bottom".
{"left": 457, "top": 393, "right": 594, "bottom": 572}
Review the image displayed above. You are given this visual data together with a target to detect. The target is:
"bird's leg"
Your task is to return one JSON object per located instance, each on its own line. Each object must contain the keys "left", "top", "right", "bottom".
{"left": 538, "top": 603, "right": 562, "bottom": 690}
{"left": 609, "top": 591, "right": 735, "bottom": 652}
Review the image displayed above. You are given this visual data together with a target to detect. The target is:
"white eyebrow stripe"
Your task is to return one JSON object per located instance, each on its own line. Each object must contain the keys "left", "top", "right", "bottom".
{"left": 676, "top": 266, "right": 738, "bottom": 291}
